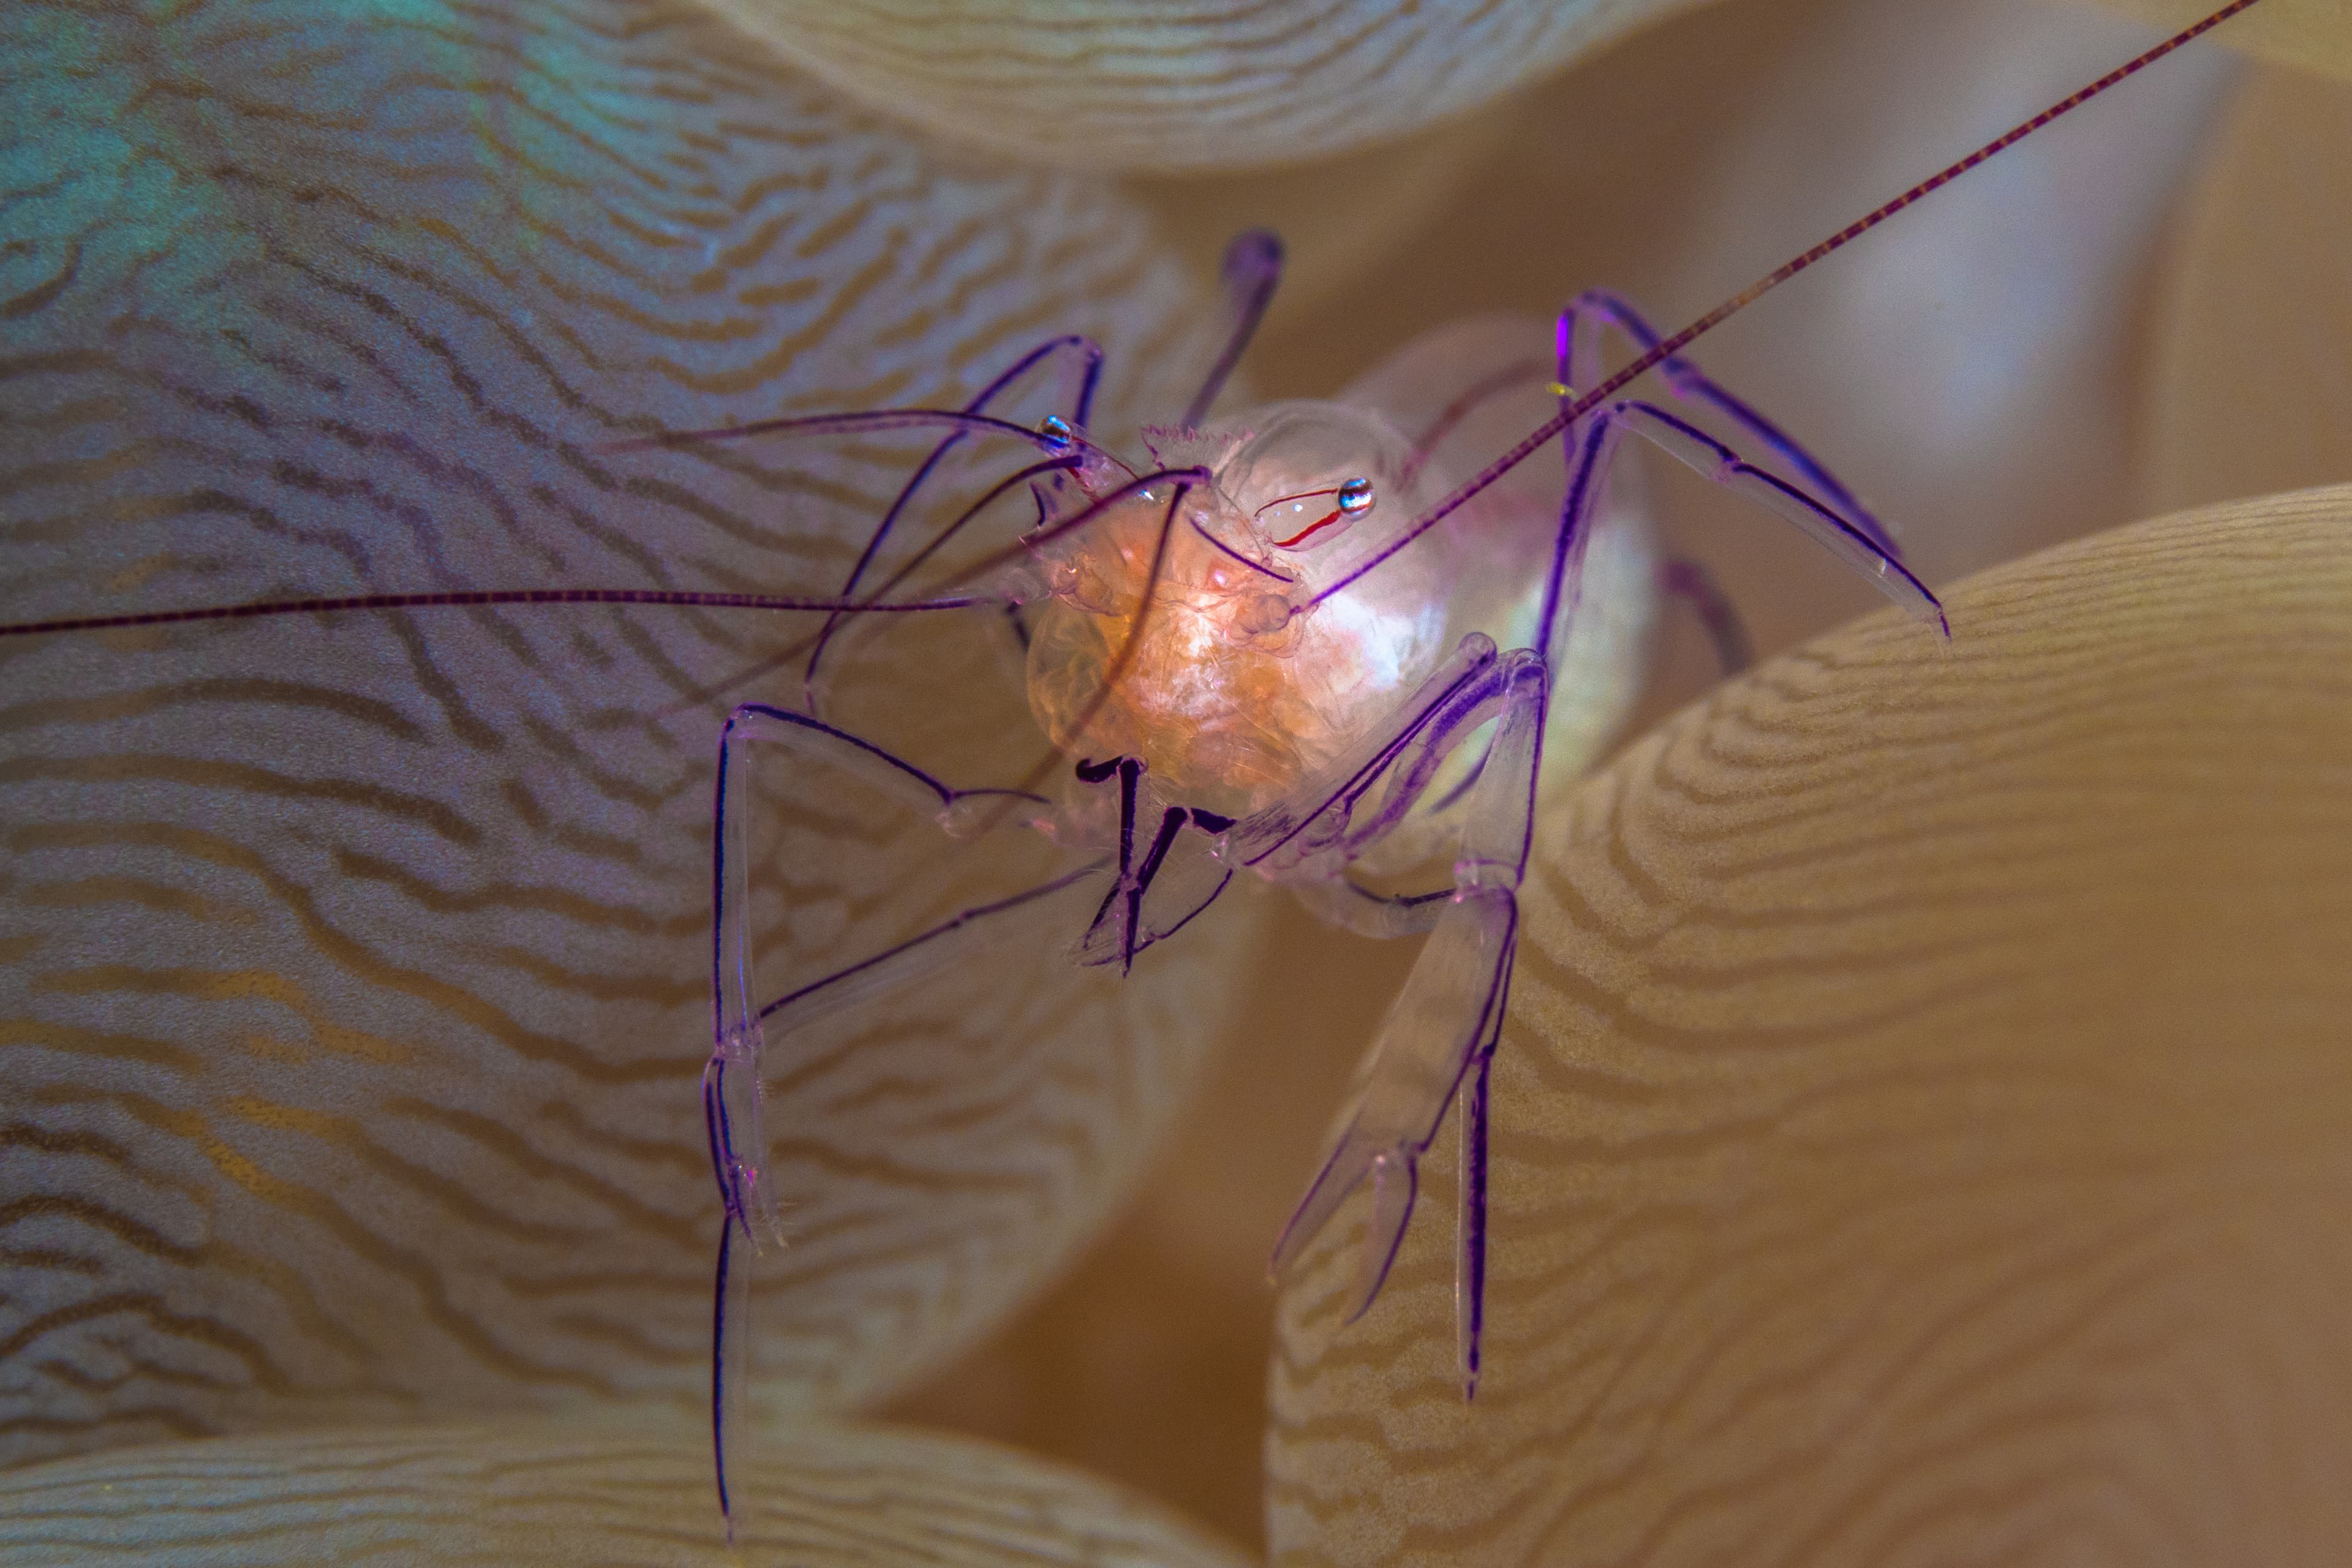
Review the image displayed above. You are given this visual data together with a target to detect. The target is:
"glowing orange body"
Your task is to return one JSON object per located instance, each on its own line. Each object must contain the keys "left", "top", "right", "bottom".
{"left": 1022, "top": 364, "right": 1656, "bottom": 825}
{"left": 1024, "top": 494, "right": 1442, "bottom": 816}
{"left": 1021, "top": 408, "right": 1438, "bottom": 817}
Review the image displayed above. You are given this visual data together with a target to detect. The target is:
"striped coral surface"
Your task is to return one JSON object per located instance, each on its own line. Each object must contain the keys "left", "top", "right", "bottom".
{"left": 1268, "top": 488, "right": 2352, "bottom": 1565}
{"left": 0, "top": 0, "right": 1248, "bottom": 1465}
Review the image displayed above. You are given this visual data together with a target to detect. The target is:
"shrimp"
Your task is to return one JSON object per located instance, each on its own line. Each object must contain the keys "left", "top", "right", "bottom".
{"left": 0, "top": 1, "right": 2267, "bottom": 1540}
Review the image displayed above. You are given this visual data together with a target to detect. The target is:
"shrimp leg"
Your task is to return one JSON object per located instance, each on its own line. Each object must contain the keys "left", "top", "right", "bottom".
{"left": 1268, "top": 332, "right": 1951, "bottom": 1391}
{"left": 1267, "top": 649, "right": 1547, "bottom": 1395}
{"left": 1544, "top": 398, "right": 1946, "bottom": 647}
{"left": 804, "top": 334, "right": 1107, "bottom": 696}
{"left": 1069, "top": 755, "right": 1235, "bottom": 973}
{"left": 704, "top": 703, "right": 1101, "bottom": 1536}
{"left": 1560, "top": 289, "right": 1898, "bottom": 559}
{"left": 810, "top": 224, "right": 1284, "bottom": 702}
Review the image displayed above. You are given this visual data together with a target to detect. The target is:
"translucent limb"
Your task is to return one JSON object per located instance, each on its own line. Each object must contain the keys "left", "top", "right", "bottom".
{"left": 1269, "top": 343, "right": 1938, "bottom": 1385}
{"left": 704, "top": 702, "right": 1097, "bottom": 1539}
{"left": 1344, "top": 642, "right": 1542, "bottom": 875}
{"left": 1267, "top": 323, "right": 1946, "bottom": 1381}
{"left": 1455, "top": 1017, "right": 1501, "bottom": 1397}
{"left": 1269, "top": 654, "right": 1545, "bottom": 1393}
{"left": 1180, "top": 229, "right": 1284, "bottom": 428}
{"left": 706, "top": 1150, "right": 750, "bottom": 1531}
{"left": 1270, "top": 883, "right": 1519, "bottom": 1308}
{"left": 1068, "top": 766, "right": 1235, "bottom": 973}
{"left": 807, "top": 334, "right": 1106, "bottom": 698}
{"left": 1120, "top": 821, "right": 1233, "bottom": 955}
{"left": 761, "top": 862, "right": 1109, "bottom": 1035}
{"left": 1232, "top": 631, "right": 1501, "bottom": 880}
{"left": 1538, "top": 398, "right": 1947, "bottom": 665}
{"left": 1606, "top": 399, "right": 1945, "bottom": 630}
{"left": 1286, "top": 879, "right": 1452, "bottom": 941}
{"left": 1071, "top": 758, "right": 1147, "bottom": 970}
{"left": 1559, "top": 289, "right": 1900, "bottom": 559}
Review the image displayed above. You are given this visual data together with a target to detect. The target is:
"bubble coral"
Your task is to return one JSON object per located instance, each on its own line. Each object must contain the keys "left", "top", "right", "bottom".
{"left": 3, "top": 0, "right": 2348, "bottom": 1562}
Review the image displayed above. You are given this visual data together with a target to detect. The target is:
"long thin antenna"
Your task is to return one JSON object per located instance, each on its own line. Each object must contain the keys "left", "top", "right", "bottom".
{"left": 0, "top": 587, "right": 986, "bottom": 640}
{"left": 0, "top": 4, "right": 2262, "bottom": 648}
{"left": 1183, "top": 231, "right": 1285, "bottom": 428}
{"left": 1313, "top": 0, "right": 2267, "bottom": 607}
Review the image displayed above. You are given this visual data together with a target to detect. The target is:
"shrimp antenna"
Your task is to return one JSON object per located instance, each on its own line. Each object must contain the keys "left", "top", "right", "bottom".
{"left": 1311, "top": 0, "right": 2269, "bottom": 608}
{"left": 0, "top": 409, "right": 1082, "bottom": 641}
{"left": 1182, "top": 230, "right": 1284, "bottom": 428}
{"left": 0, "top": 5, "right": 2258, "bottom": 652}
{"left": 0, "top": 586, "right": 993, "bottom": 640}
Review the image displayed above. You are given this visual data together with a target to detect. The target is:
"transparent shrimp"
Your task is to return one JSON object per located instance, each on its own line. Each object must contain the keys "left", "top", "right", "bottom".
{"left": 0, "top": 1, "right": 2268, "bottom": 1540}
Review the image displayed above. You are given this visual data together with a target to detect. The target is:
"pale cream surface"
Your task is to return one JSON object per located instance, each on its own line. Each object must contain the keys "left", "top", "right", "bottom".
{"left": 0, "top": 1414, "right": 1253, "bottom": 1566}
{"left": 1268, "top": 486, "right": 2352, "bottom": 1565}
{"left": 682, "top": 0, "right": 1721, "bottom": 172}
{"left": 2092, "top": 0, "right": 2352, "bottom": 79}
{"left": 2137, "top": 62, "right": 2352, "bottom": 514}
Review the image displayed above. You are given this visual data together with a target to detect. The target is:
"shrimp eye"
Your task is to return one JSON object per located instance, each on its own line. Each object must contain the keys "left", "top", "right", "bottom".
{"left": 1259, "top": 475, "right": 1376, "bottom": 549}
{"left": 1038, "top": 415, "right": 1074, "bottom": 450}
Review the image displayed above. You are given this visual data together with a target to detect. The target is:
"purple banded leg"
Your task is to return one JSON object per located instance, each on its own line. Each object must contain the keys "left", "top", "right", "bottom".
{"left": 1074, "top": 757, "right": 1150, "bottom": 973}
{"left": 1180, "top": 229, "right": 1284, "bottom": 428}
{"left": 805, "top": 334, "right": 1105, "bottom": 701}
{"left": 1262, "top": 315, "right": 1950, "bottom": 1382}
{"left": 1233, "top": 633, "right": 1505, "bottom": 881}
{"left": 702, "top": 1057, "right": 753, "bottom": 1536}
{"left": 1559, "top": 289, "right": 1900, "bottom": 560}
{"left": 1542, "top": 398, "right": 1947, "bottom": 652}
{"left": 1615, "top": 399, "right": 1943, "bottom": 627}
{"left": 704, "top": 702, "right": 1087, "bottom": 1539}
{"left": 1455, "top": 948, "right": 1507, "bottom": 1396}
{"left": 1268, "top": 652, "right": 1545, "bottom": 1393}
{"left": 1070, "top": 756, "right": 1235, "bottom": 973}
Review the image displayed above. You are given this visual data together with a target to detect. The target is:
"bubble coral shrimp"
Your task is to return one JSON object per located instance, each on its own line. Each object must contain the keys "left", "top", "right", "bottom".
{"left": 0, "top": 2, "right": 2268, "bottom": 1542}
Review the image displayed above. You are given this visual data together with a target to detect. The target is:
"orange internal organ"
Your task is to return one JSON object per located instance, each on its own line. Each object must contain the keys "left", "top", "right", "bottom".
{"left": 1023, "top": 486, "right": 1444, "bottom": 818}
